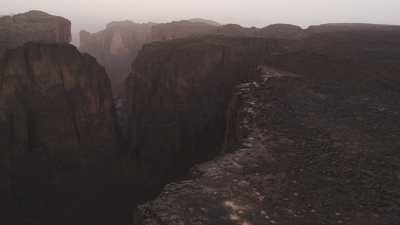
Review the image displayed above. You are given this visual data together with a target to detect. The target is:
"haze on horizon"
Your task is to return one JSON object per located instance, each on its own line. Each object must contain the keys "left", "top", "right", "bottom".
{"left": 1, "top": 0, "right": 400, "bottom": 44}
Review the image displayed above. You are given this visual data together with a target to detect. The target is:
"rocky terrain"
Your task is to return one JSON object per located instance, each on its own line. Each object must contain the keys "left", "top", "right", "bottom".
{"left": 0, "top": 10, "right": 71, "bottom": 56}
{"left": 132, "top": 29, "right": 400, "bottom": 225}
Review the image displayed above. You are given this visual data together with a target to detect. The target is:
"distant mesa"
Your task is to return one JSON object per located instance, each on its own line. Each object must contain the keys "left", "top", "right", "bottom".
{"left": 259, "top": 23, "right": 307, "bottom": 39}
{"left": 187, "top": 18, "right": 221, "bottom": 26}
{"left": 307, "top": 23, "right": 400, "bottom": 33}
{"left": 0, "top": 10, "right": 71, "bottom": 56}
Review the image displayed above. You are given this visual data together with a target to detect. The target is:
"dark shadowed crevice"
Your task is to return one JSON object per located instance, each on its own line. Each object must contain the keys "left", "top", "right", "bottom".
{"left": 57, "top": 63, "right": 82, "bottom": 146}
{"left": 22, "top": 48, "right": 38, "bottom": 152}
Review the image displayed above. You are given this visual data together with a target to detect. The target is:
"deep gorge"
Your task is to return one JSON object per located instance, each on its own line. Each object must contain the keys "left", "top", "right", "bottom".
{"left": 1, "top": 10, "right": 400, "bottom": 225}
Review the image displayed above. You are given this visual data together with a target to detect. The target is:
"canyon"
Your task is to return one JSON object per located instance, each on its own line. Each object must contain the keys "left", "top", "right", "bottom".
{"left": 0, "top": 10, "right": 400, "bottom": 225}
{"left": 79, "top": 19, "right": 306, "bottom": 92}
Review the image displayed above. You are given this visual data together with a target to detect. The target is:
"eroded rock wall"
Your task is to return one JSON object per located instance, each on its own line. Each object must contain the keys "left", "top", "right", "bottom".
{"left": 0, "top": 43, "right": 123, "bottom": 225}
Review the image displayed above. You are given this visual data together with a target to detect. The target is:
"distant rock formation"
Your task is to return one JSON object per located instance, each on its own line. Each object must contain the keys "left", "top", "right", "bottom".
{"left": 80, "top": 21, "right": 154, "bottom": 90}
{"left": 213, "top": 23, "right": 308, "bottom": 39}
{"left": 0, "top": 10, "right": 71, "bottom": 56}
{"left": 150, "top": 20, "right": 217, "bottom": 41}
{"left": 307, "top": 23, "right": 400, "bottom": 33}
{"left": 79, "top": 20, "right": 308, "bottom": 92}
{"left": 0, "top": 43, "right": 122, "bottom": 225}
{"left": 258, "top": 24, "right": 307, "bottom": 39}
{"left": 188, "top": 18, "right": 220, "bottom": 26}
{"left": 79, "top": 19, "right": 219, "bottom": 91}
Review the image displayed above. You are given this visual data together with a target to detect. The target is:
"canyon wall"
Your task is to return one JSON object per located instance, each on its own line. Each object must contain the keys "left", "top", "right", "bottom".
{"left": 0, "top": 43, "right": 124, "bottom": 225}
{"left": 125, "top": 36, "right": 296, "bottom": 187}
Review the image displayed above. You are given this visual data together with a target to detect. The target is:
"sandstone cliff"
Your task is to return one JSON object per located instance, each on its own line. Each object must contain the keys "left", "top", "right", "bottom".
{"left": 0, "top": 10, "right": 71, "bottom": 56}
{"left": 0, "top": 43, "right": 123, "bottom": 225}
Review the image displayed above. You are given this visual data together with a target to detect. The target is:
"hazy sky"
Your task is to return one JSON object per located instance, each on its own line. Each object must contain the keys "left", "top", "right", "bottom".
{"left": 1, "top": 0, "right": 400, "bottom": 42}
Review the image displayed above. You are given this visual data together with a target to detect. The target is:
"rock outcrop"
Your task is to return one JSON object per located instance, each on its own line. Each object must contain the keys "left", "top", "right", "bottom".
{"left": 132, "top": 28, "right": 400, "bottom": 225}
{"left": 0, "top": 43, "right": 123, "bottom": 225}
{"left": 0, "top": 10, "right": 71, "bottom": 56}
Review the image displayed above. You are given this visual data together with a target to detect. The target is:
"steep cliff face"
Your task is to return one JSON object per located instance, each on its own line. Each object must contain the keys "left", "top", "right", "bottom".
{"left": 0, "top": 10, "right": 71, "bottom": 56}
{"left": 0, "top": 43, "right": 123, "bottom": 225}
{"left": 0, "top": 42, "right": 117, "bottom": 154}
{"left": 132, "top": 29, "right": 400, "bottom": 225}
{"left": 125, "top": 36, "right": 292, "bottom": 186}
